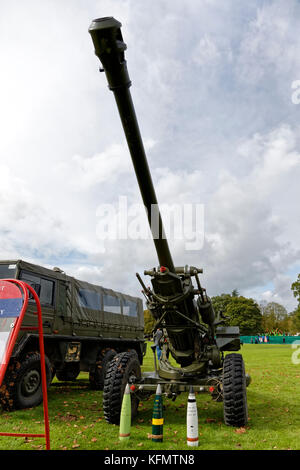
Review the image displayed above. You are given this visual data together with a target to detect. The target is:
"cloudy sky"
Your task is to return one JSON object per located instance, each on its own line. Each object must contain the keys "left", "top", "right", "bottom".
{"left": 0, "top": 0, "right": 299, "bottom": 312}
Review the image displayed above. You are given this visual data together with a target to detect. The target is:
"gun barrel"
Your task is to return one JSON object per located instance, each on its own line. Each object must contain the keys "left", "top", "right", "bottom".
{"left": 89, "top": 17, "right": 175, "bottom": 272}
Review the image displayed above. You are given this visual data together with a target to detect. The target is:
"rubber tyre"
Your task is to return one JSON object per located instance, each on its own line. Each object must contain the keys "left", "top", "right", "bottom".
{"left": 89, "top": 348, "right": 116, "bottom": 390}
{"left": 50, "top": 364, "right": 56, "bottom": 383}
{"left": 0, "top": 352, "right": 51, "bottom": 411}
{"left": 223, "top": 353, "right": 248, "bottom": 427}
{"left": 56, "top": 363, "right": 80, "bottom": 381}
{"left": 103, "top": 351, "right": 141, "bottom": 425}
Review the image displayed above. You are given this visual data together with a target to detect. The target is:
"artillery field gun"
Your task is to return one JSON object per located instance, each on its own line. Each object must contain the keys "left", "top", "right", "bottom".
{"left": 89, "top": 17, "right": 250, "bottom": 427}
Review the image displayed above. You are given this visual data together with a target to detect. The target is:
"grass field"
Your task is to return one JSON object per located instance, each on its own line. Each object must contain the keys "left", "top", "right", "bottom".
{"left": 0, "top": 343, "right": 299, "bottom": 450}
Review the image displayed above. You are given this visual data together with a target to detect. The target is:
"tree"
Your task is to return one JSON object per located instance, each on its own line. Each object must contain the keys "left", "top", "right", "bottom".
{"left": 143, "top": 309, "right": 155, "bottom": 336}
{"left": 231, "top": 289, "right": 239, "bottom": 297}
{"left": 290, "top": 311, "right": 299, "bottom": 333}
{"left": 291, "top": 274, "right": 300, "bottom": 333}
{"left": 291, "top": 309, "right": 300, "bottom": 333}
{"left": 225, "top": 297, "right": 263, "bottom": 335}
{"left": 261, "top": 302, "right": 288, "bottom": 333}
{"left": 291, "top": 274, "right": 300, "bottom": 304}
{"left": 211, "top": 292, "right": 262, "bottom": 335}
{"left": 211, "top": 293, "right": 233, "bottom": 319}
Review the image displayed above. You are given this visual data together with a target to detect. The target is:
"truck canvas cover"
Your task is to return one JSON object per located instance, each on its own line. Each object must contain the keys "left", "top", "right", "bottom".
{"left": 71, "top": 277, "right": 144, "bottom": 331}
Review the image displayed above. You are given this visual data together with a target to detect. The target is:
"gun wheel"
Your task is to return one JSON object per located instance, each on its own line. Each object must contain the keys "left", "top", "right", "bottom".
{"left": 103, "top": 350, "right": 141, "bottom": 425}
{"left": 222, "top": 353, "right": 248, "bottom": 427}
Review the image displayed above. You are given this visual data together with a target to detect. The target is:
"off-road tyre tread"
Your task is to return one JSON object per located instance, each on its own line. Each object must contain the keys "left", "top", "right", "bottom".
{"left": 223, "top": 353, "right": 248, "bottom": 427}
{"left": 0, "top": 352, "right": 51, "bottom": 411}
{"left": 89, "top": 348, "right": 116, "bottom": 390}
{"left": 103, "top": 350, "right": 141, "bottom": 425}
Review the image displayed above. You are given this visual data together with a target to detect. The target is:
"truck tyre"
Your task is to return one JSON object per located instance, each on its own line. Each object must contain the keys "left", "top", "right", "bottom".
{"left": 89, "top": 348, "right": 116, "bottom": 390}
{"left": 0, "top": 352, "right": 51, "bottom": 411}
{"left": 50, "top": 364, "right": 56, "bottom": 383}
{"left": 103, "top": 350, "right": 141, "bottom": 425}
{"left": 56, "top": 363, "right": 80, "bottom": 381}
{"left": 223, "top": 353, "right": 248, "bottom": 427}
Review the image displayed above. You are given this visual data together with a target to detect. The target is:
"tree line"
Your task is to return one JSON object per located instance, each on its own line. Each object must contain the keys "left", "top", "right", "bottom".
{"left": 211, "top": 293, "right": 297, "bottom": 336}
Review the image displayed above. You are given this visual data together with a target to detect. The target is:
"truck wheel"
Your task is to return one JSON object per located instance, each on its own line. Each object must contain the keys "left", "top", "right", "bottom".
{"left": 50, "top": 364, "right": 56, "bottom": 383}
{"left": 103, "top": 350, "right": 141, "bottom": 425}
{"left": 56, "top": 363, "right": 80, "bottom": 381}
{"left": 223, "top": 353, "right": 248, "bottom": 427}
{"left": 0, "top": 352, "right": 51, "bottom": 411}
{"left": 89, "top": 348, "right": 116, "bottom": 390}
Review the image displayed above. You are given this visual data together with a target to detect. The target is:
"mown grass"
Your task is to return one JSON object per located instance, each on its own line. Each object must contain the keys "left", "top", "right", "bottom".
{"left": 0, "top": 344, "right": 299, "bottom": 450}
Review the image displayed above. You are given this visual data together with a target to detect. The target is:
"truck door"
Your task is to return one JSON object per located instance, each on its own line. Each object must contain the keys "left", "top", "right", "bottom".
{"left": 18, "top": 271, "right": 55, "bottom": 333}
{"left": 52, "top": 280, "right": 72, "bottom": 336}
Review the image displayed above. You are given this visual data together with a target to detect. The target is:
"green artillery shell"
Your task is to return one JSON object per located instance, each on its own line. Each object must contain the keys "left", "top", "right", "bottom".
{"left": 152, "top": 384, "right": 163, "bottom": 442}
{"left": 119, "top": 383, "right": 131, "bottom": 441}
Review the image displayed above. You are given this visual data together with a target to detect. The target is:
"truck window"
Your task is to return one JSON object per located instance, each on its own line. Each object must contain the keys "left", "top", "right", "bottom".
{"left": 123, "top": 299, "right": 138, "bottom": 317}
{"left": 0, "top": 264, "right": 16, "bottom": 279}
{"left": 78, "top": 289, "right": 101, "bottom": 310}
{"left": 19, "top": 271, "right": 55, "bottom": 307}
{"left": 40, "top": 278, "right": 55, "bottom": 305}
{"left": 103, "top": 294, "right": 121, "bottom": 314}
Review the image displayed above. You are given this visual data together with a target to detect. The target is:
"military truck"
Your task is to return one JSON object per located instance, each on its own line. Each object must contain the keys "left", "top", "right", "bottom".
{"left": 0, "top": 259, "right": 145, "bottom": 410}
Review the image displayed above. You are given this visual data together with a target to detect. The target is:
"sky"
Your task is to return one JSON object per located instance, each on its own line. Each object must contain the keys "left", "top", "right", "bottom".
{"left": 0, "top": 0, "right": 299, "bottom": 312}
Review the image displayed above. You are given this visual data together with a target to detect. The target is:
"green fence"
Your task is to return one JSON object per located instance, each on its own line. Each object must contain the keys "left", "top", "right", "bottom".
{"left": 240, "top": 335, "right": 300, "bottom": 345}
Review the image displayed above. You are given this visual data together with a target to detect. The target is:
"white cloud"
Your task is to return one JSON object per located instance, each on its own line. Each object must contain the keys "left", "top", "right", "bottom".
{"left": 70, "top": 144, "right": 131, "bottom": 189}
{"left": 236, "top": 0, "right": 300, "bottom": 84}
{"left": 192, "top": 35, "right": 221, "bottom": 67}
{"left": 0, "top": 165, "right": 74, "bottom": 261}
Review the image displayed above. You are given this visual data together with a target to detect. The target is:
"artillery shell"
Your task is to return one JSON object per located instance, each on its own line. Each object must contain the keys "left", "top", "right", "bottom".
{"left": 152, "top": 384, "right": 163, "bottom": 442}
{"left": 119, "top": 383, "right": 131, "bottom": 441}
{"left": 187, "top": 386, "right": 199, "bottom": 447}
